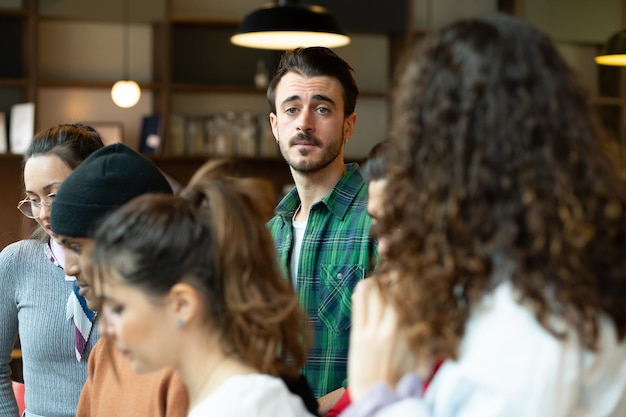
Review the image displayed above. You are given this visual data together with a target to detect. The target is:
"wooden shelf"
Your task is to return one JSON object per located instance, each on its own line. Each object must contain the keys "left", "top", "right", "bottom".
{"left": 0, "top": 78, "right": 29, "bottom": 87}
{"left": 591, "top": 96, "right": 626, "bottom": 105}
{"left": 0, "top": 8, "right": 28, "bottom": 17}
{"left": 171, "top": 83, "right": 266, "bottom": 94}
{"left": 0, "top": 153, "right": 24, "bottom": 160}
{"left": 169, "top": 16, "right": 239, "bottom": 26}
{"left": 38, "top": 79, "right": 163, "bottom": 90}
{"left": 169, "top": 82, "right": 389, "bottom": 98}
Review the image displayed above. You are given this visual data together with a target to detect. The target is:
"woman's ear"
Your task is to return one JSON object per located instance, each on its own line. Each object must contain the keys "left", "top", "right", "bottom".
{"left": 168, "top": 282, "right": 201, "bottom": 328}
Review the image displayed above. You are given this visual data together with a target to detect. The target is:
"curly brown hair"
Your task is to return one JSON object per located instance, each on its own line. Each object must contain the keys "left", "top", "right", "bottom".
{"left": 379, "top": 13, "right": 626, "bottom": 359}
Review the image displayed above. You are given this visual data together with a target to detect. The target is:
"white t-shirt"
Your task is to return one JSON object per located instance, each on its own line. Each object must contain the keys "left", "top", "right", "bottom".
{"left": 290, "top": 218, "right": 307, "bottom": 289}
{"left": 188, "top": 374, "right": 315, "bottom": 417}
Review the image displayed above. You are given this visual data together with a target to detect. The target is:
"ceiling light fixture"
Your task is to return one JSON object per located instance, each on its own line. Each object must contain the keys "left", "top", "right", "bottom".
{"left": 231, "top": 0, "right": 350, "bottom": 50}
{"left": 111, "top": 0, "right": 141, "bottom": 108}
{"left": 595, "top": 30, "right": 626, "bottom": 66}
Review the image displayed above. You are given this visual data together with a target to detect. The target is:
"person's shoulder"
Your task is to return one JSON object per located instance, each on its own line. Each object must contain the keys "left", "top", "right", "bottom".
{"left": 343, "top": 191, "right": 371, "bottom": 220}
{"left": 157, "top": 366, "right": 186, "bottom": 389}
{"left": 2, "top": 238, "right": 44, "bottom": 251}
{"left": 267, "top": 213, "right": 282, "bottom": 227}
{"left": 326, "top": 165, "right": 368, "bottom": 213}
{"left": 268, "top": 188, "right": 300, "bottom": 227}
{"left": 0, "top": 239, "right": 44, "bottom": 261}
{"left": 220, "top": 373, "right": 282, "bottom": 387}
{"left": 276, "top": 186, "right": 300, "bottom": 212}
{"left": 340, "top": 165, "right": 370, "bottom": 201}
{"left": 0, "top": 240, "right": 48, "bottom": 290}
{"left": 213, "top": 374, "right": 315, "bottom": 417}
{"left": 267, "top": 213, "right": 289, "bottom": 235}
{"left": 342, "top": 163, "right": 366, "bottom": 186}
{"left": 88, "top": 338, "right": 110, "bottom": 362}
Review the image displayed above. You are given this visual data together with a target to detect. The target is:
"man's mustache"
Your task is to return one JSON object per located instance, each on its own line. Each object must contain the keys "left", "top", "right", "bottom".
{"left": 289, "top": 132, "right": 322, "bottom": 147}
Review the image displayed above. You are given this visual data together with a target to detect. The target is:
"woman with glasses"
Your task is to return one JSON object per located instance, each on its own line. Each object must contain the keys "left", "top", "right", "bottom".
{"left": 0, "top": 123, "right": 103, "bottom": 417}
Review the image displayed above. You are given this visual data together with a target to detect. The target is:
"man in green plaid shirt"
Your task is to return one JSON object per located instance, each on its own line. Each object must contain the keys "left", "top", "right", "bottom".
{"left": 267, "top": 47, "right": 378, "bottom": 415}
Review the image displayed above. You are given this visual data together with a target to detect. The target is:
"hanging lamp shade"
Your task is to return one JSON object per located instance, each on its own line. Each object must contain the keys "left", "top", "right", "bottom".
{"left": 231, "top": 0, "right": 350, "bottom": 50}
{"left": 595, "top": 30, "right": 626, "bottom": 66}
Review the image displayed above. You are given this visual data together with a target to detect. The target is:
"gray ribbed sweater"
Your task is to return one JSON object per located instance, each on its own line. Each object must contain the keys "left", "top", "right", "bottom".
{"left": 0, "top": 239, "right": 99, "bottom": 417}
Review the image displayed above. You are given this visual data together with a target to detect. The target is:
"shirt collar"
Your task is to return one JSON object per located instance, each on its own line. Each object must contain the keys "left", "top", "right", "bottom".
{"left": 47, "top": 238, "right": 63, "bottom": 269}
{"left": 47, "top": 238, "right": 76, "bottom": 282}
{"left": 275, "top": 163, "right": 366, "bottom": 222}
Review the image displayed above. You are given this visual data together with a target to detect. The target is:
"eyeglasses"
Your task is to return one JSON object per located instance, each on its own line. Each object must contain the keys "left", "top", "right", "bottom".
{"left": 17, "top": 193, "right": 57, "bottom": 219}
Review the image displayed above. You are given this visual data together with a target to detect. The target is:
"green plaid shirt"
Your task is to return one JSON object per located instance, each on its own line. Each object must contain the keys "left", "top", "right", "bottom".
{"left": 268, "top": 163, "right": 377, "bottom": 397}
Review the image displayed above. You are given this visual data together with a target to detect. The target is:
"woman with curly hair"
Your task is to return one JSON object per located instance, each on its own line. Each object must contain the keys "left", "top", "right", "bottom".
{"left": 344, "top": 12, "right": 626, "bottom": 417}
{"left": 90, "top": 173, "right": 314, "bottom": 417}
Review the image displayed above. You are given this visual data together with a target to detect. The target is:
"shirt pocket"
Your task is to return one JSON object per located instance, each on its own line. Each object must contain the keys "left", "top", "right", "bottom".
{"left": 318, "top": 264, "right": 365, "bottom": 333}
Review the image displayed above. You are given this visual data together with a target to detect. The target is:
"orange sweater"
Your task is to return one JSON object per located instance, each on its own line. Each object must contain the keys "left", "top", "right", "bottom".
{"left": 76, "top": 337, "right": 189, "bottom": 417}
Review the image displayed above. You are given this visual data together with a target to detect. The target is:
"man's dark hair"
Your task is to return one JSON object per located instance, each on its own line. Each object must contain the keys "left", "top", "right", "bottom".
{"left": 267, "top": 46, "right": 359, "bottom": 117}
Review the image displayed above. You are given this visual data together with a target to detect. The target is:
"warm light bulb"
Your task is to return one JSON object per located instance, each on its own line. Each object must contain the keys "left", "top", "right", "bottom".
{"left": 231, "top": 31, "right": 350, "bottom": 50}
{"left": 111, "top": 80, "right": 141, "bottom": 108}
{"left": 595, "top": 54, "right": 626, "bottom": 66}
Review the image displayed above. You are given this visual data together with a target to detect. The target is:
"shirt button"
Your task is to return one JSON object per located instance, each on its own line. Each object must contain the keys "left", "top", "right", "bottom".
{"left": 337, "top": 273, "right": 343, "bottom": 279}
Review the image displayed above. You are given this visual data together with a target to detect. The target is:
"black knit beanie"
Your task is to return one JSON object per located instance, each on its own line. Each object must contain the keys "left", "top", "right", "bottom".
{"left": 51, "top": 143, "right": 173, "bottom": 238}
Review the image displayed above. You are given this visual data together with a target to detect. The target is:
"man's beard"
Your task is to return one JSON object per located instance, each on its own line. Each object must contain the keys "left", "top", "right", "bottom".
{"left": 281, "top": 132, "right": 343, "bottom": 174}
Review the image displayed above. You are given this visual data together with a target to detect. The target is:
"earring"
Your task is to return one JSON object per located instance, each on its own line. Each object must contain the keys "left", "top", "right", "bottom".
{"left": 176, "top": 318, "right": 185, "bottom": 328}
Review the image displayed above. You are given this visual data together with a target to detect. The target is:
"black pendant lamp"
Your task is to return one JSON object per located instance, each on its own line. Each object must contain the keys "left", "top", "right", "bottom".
{"left": 596, "top": 30, "right": 626, "bottom": 66}
{"left": 231, "top": 0, "right": 350, "bottom": 50}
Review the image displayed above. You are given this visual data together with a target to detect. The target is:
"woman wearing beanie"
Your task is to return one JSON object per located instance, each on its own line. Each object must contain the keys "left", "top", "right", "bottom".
{"left": 49, "top": 143, "right": 188, "bottom": 417}
{"left": 0, "top": 123, "right": 104, "bottom": 417}
{"left": 90, "top": 173, "right": 314, "bottom": 417}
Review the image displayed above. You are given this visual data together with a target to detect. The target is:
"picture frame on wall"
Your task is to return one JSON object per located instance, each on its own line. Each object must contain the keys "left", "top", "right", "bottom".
{"left": 0, "top": 112, "right": 7, "bottom": 153}
{"left": 85, "top": 121, "right": 124, "bottom": 145}
{"left": 9, "top": 102, "right": 35, "bottom": 154}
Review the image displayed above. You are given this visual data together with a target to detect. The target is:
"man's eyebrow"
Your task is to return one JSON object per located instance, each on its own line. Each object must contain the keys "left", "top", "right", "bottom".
{"left": 280, "top": 94, "right": 336, "bottom": 107}
{"left": 280, "top": 95, "right": 301, "bottom": 107}
{"left": 312, "top": 94, "right": 335, "bottom": 106}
